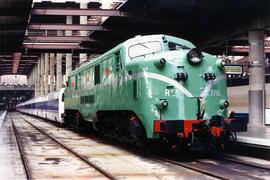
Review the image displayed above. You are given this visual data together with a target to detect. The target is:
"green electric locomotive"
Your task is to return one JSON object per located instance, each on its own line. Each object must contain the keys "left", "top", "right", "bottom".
{"left": 65, "top": 34, "right": 246, "bottom": 150}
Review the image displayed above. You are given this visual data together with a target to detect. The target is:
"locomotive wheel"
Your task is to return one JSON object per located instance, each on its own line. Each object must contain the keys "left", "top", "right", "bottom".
{"left": 94, "top": 111, "right": 147, "bottom": 149}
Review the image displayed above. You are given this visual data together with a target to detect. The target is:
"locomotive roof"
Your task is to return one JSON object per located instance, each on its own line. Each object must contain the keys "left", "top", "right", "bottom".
{"left": 69, "top": 34, "right": 195, "bottom": 76}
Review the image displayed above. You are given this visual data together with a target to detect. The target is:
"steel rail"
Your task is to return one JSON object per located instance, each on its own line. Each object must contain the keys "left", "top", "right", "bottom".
{"left": 20, "top": 117, "right": 117, "bottom": 180}
{"left": 17, "top": 113, "right": 229, "bottom": 179}
{"left": 155, "top": 156, "right": 230, "bottom": 180}
{"left": 10, "top": 115, "right": 32, "bottom": 180}
{"left": 212, "top": 154, "right": 270, "bottom": 172}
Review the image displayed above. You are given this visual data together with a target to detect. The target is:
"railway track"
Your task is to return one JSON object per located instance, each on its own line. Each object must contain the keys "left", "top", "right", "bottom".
{"left": 156, "top": 156, "right": 229, "bottom": 180}
{"left": 11, "top": 115, "right": 33, "bottom": 180}
{"left": 211, "top": 153, "right": 270, "bottom": 172}
{"left": 22, "top": 118, "right": 116, "bottom": 180}
{"left": 11, "top": 114, "right": 114, "bottom": 179}
{"left": 14, "top": 113, "right": 270, "bottom": 179}
{"left": 159, "top": 154, "right": 270, "bottom": 180}
{"left": 161, "top": 154, "right": 270, "bottom": 180}
{"left": 14, "top": 113, "right": 222, "bottom": 179}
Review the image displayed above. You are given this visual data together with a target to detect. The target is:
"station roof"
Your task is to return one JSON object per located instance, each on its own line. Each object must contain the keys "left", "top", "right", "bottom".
{"left": 0, "top": 0, "right": 269, "bottom": 76}
{"left": 0, "top": 0, "right": 32, "bottom": 75}
{"left": 91, "top": 0, "right": 270, "bottom": 54}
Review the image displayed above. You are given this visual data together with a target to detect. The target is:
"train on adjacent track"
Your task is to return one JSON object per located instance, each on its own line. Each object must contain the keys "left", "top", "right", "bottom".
{"left": 17, "top": 88, "right": 65, "bottom": 123}
{"left": 17, "top": 34, "right": 247, "bottom": 151}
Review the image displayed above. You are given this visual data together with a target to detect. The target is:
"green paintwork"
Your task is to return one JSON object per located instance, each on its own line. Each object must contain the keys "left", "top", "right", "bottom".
{"left": 65, "top": 35, "right": 228, "bottom": 138}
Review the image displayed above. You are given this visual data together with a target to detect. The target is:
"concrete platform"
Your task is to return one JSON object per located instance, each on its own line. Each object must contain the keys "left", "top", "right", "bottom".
{"left": 236, "top": 125, "right": 270, "bottom": 147}
{"left": 0, "top": 110, "right": 7, "bottom": 127}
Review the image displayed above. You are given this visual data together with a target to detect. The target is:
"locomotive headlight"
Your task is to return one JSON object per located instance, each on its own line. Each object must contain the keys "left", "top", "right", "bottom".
{"left": 187, "top": 48, "right": 203, "bottom": 64}
{"left": 219, "top": 99, "right": 229, "bottom": 109}
{"left": 155, "top": 99, "right": 168, "bottom": 110}
{"left": 153, "top": 58, "right": 166, "bottom": 68}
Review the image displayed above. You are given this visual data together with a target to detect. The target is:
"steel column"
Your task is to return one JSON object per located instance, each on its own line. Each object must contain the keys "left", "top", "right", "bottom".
{"left": 40, "top": 53, "right": 45, "bottom": 96}
{"left": 79, "top": 3, "right": 88, "bottom": 65}
{"left": 65, "top": 15, "right": 73, "bottom": 81}
{"left": 80, "top": 3, "right": 88, "bottom": 36}
{"left": 66, "top": 16, "right": 73, "bottom": 36}
{"left": 32, "top": 68, "right": 35, "bottom": 86}
{"left": 49, "top": 53, "right": 55, "bottom": 92}
{"left": 79, "top": 54, "right": 88, "bottom": 65}
{"left": 248, "top": 29, "right": 266, "bottom": 126}
{"left": 44, "top": 53, "right": 49, "bottom": 95}
{"left": 66, "top": 54, "right": 72, "bottom": 79}
{"left": 56, "top": 53, "right": 63, "bottom": 91}
{"left": 36, "top": 59, "right": 40, "bottom": 97}
{"left": 29, "top": 70, "right": 33, "bottom": 85}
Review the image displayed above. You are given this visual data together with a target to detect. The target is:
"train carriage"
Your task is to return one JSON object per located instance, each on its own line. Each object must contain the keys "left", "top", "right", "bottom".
{"left": 17, "top": 88, "right": 65, "bottom": 123}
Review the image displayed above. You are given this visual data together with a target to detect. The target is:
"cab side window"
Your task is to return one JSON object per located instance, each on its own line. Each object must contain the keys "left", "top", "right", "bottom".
{"left": 75, "top": 75, "right": 78, "bottom": 90}
{"left": 115, "top": 52, "right": 122, "bottom": 71}
{"left": 94, "top": 64, "right": 101, "bottom": 85}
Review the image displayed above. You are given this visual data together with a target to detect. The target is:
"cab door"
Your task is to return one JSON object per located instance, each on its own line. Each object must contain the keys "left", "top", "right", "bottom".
{"left": 77, "top": 73, "right": 82, "bottom": 111}
{"left": 113, "top": 51, "right": 126, "bottom": 106}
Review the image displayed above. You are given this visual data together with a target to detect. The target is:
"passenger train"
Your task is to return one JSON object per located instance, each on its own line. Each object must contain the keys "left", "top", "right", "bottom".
{"left": 17, "top": 35, "right": 247, "bottom": 151}
{"left": 17, "top": 88, "right": 65, "bottom": 124}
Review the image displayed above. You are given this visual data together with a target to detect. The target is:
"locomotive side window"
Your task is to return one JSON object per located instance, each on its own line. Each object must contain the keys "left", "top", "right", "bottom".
{"left": 75, "top": 75, "right": 78, "bottom": 90}
{"left": 115, "top": 51, "right": 122, "bottom": 71}
{"left": 168, "top": 42, "right": 190, "bottom": 50}
{"left": 94, "top": 64, "right": 101, "bottom": 85}
{"left": 128, "top": 41, "right": 162, "bottom": 59}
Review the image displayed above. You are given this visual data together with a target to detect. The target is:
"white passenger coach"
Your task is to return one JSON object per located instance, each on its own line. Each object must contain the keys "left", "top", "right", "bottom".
{"left": 17, "top": 88, "right": 65, "bottom": 124}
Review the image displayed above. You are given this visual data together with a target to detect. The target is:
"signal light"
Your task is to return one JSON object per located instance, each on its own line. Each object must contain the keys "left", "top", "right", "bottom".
{"left": 219, "top": 100, "right": 229, "bottom": 109}
{"left": 161, "top": 100, "right": 168, "bottom": 108}
{"left": 223, "top": 101, "right": 229, "bottom": 108}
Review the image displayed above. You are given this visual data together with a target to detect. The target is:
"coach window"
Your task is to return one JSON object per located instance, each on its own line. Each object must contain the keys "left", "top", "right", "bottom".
{"left": 115, "top": 52, "right": 122, "bottom": 71}
{"left": 94, "top": 64, "right": 101, "bottom": 85}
